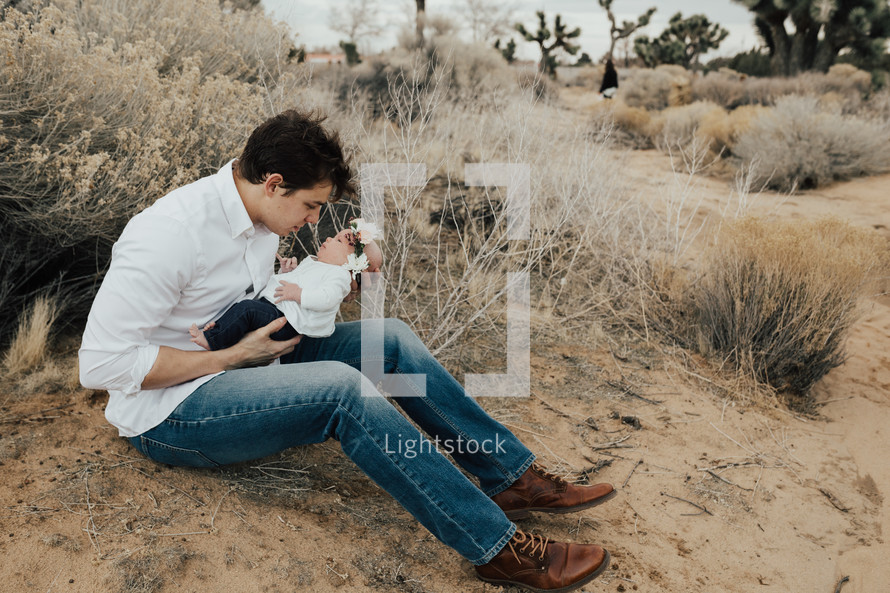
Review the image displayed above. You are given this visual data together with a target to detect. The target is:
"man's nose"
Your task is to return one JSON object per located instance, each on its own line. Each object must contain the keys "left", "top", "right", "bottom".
{"left": 306, "top": 211, "right": 320, "bottom": 224}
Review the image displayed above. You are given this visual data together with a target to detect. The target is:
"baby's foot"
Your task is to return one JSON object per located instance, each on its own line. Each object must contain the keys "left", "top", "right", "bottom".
{"left": 189, "top": 322, "right": 211, "bottom": 350}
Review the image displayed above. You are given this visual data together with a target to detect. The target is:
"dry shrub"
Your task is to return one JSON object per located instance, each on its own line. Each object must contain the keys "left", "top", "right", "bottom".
{"left": 733, "top": 95, "right": 890, "bottom": 191}
{"left": 52, "top": 0, "right": 296, "bottom": 80}
{"left": 0, "top": 1, "right": 305, "bottom": 342}
{"left": 3, "top": 295, "right": 59, "bottom": 374}
{"left": 688, "top": 217, "right": 888, "bottom": 397}
{"left": 724, "top": 105, "right": 768, "bottom": 144}
{"left": 651, "top": 101, "right": 727, "bottom": 154}
{"left": 591, "top": 100, "right": 654, "bottom": 148}
{"left": 696, "top": 64, "right": 872, "bottom": 112}
{"left": 558, "top": 65, "right": 602, "bottom": 89}
{"left": 863, "top": 87, "right": 890, "bottom": 119}
{"left": 332, "top": 38, "right": 521, "bottom": 121}
{"left": 434, "top": 36, "right": 520, "bottom": 103}
{"left": 620, "top": 65, "right": 692, "bottom": 111}
{"left": 320, "top": 70, "right": 659, "bottom": 364}
{"left": 692, "top": 69, "right": 746, "bottom": 109}
{"left": 823, "top": 64, "right": 872, "bottom": 98}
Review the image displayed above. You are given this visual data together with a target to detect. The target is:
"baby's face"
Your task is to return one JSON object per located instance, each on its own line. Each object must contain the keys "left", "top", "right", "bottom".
{"left": 317, "top": 229, "right": 356, "bottom": 266}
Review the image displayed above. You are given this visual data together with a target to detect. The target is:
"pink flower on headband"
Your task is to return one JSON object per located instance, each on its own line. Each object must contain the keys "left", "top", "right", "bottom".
{"left": 350, "top": 218, "right": 382, "bottom": 245}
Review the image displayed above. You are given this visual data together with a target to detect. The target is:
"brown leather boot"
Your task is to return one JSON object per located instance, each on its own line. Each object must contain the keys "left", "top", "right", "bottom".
{"left": 492, "top": 463, "right": 616, "bottom": 520}
{"left": 475, "top": 529, "right": 610, "bottom": 593}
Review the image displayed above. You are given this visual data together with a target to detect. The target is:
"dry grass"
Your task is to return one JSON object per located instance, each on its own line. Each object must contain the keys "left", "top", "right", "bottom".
{"left": 3, "top": 295, "right": 59, "bottom": 375}
{"left": 682, "top": 217, "right": 889, "bottom": 397}
{"left": 0, "top": 0, "right": 306, "bottom": 342}
{"left": 113, "top": 545, "right": 195, "bottom": 593}
{"left": 310, "top": 60, "right": 662, "bottom": 366}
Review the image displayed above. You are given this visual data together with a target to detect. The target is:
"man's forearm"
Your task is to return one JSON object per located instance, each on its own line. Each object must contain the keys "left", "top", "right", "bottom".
{"left": 141, "top": 317, "right": 301, "bottom": 390}
{"left": 140, "top": 346, "right": 234, "bottom": 391}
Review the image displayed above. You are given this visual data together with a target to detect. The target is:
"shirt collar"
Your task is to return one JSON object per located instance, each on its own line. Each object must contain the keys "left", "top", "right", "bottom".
{"left": 214, "top": 159, "right": 257, "bottom": 239}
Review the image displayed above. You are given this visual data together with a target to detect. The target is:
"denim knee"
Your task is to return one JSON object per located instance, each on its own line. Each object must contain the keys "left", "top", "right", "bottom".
{"left": 382, "top": 318, "right": 425, "bottom": 357}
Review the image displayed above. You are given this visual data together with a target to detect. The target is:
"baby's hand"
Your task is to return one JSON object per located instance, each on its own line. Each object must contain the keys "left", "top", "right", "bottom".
{"left": 276, "top": 253, "right": 298, "bottom": 274}
{"left": 274, "top": 280, "right": 302, "bottom": 304}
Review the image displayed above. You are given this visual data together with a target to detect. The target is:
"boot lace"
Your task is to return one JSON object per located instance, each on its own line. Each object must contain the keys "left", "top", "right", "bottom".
{"left": 532, "top": 462, "right": 569, "bottom": 484}
{"left": 507, "top": 529, "right": 549, "bottom": 563}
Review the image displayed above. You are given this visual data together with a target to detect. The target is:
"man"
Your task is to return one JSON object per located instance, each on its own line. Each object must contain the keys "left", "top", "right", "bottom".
{"left": 79, "top": 109, "right": 616, "bottom": 591}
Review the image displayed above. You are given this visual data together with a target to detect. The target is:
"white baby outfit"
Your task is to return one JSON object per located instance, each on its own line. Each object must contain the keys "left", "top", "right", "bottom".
{"left": 258, "top": 256, "right": 352, "bottom": 338}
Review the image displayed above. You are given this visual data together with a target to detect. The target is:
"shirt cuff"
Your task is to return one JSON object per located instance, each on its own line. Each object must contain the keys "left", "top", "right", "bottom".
{"left": 123, "top": 344, "right": 161, "bottom": 397}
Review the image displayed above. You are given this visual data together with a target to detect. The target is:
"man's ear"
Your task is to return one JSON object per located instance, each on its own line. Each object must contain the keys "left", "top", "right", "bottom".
{"left": 263, "top": 173, "right": 284, "bottom": 196}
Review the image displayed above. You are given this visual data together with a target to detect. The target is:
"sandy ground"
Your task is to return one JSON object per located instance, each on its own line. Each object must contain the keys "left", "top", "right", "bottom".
{"left": 1, "top": 146, "right": 888, "bottom": 593}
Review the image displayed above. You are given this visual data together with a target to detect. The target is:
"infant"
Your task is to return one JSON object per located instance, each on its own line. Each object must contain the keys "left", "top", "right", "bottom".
{"left": 190, "top": 219, "right": 382, "bottom": 350}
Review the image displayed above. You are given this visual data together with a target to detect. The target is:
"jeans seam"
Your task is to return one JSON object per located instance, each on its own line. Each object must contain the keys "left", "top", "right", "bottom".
{"left": 473, "top": 522, "right": 518, "bottom": 565}
{"left": 139, "top": 435, "right": 221, "bottom": 467}
{"left": 337, "top": 401, "right": 495, "bottom": 560}
{"left": 165, "top": 401, "right": 332, "bottom": 423}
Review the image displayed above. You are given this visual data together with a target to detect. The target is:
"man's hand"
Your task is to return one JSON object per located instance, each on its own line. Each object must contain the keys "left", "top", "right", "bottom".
{"left": 224, "top": 317, "right": 301, "bottom": 369}
{"left": 276, "top": 253, "right": 298, "bottom": 274}
{"left": 274, "top": 280, "right": 302, "bottom": 304}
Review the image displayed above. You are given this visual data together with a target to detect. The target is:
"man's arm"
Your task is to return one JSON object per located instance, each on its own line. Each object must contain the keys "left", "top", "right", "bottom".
{"left": 79, "top": 214, "right": 299, "bottom": 394}
{"left": 141, "top": 317, "right": 300, "bottom": 390}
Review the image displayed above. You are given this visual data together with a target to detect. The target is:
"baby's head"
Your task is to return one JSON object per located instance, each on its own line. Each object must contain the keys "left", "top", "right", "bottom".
{"left": 316, "top": 223, "right": 383, "bottom": 280}
{"left": 316, "top": 229, "right": 357, "bottom": 266}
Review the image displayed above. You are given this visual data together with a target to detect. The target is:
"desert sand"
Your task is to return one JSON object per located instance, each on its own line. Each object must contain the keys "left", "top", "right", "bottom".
{"left": 1, "top": 147, "right": 887, "bottom": 593}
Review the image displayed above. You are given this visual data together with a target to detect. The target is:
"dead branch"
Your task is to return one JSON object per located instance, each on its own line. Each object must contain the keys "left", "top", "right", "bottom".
{"left": 590, "top": 434, "right": 634, "bottom": 450}
{"left": 660, "top": 491, "right": 713, "bottom": 516}
{"left": 623, "top": 458, "right": 643, "bottom": 488}
{"left": 819, "top": 488, "right": 850, "bottom": 513}
{"left": 833, "top": 576, "right": 850, "bottom": 593}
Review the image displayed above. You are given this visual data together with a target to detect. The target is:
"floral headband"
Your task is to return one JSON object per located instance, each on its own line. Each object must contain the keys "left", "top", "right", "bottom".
{"left": 342, "top": 218, "right": 382, "bottom": 279}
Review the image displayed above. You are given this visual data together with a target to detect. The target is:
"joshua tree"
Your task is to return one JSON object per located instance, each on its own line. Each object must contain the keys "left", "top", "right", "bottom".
{"left": 634, "top": 12, "right": 728, "bottom": 70}
{"left": 731, "top": 0, "right": 890, "bottom": 75}
{"left": 597, "top": 0, "right": 655, "bottom": 62}
{"left": 515, "top": 11, "right": 581, "bottom": 78}
{"left": 494, "top": 38, "right": 517, "bottom": 63}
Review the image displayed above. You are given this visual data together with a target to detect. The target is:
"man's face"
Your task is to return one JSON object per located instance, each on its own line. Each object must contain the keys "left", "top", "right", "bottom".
{"left": 317, "top": 229, "right": 356, "bottom": 266}
{"left": 260, "top": 182, "right": 332, "bottom": 237}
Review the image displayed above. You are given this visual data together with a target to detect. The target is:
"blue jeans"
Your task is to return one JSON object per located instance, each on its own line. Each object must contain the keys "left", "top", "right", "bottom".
{"left": 203, "top": 297, "right": 298, "bottom": 350}
{"left": 129, "top": 318, "right": 535, "bottom": 565}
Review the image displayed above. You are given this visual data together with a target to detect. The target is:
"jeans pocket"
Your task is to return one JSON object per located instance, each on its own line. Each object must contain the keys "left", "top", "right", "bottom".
{"left": 137, "top": 436, "right": 220, "bottom": 468}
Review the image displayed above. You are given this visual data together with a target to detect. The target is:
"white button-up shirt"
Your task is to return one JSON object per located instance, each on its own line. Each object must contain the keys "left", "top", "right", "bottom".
{"left": 79, "top": 160, "right": 279, "bottom": 437}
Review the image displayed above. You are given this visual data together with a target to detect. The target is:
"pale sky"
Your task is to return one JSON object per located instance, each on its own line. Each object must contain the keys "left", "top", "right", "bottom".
{"left": 261, "top": 0, "right": 760, "bottom": 62}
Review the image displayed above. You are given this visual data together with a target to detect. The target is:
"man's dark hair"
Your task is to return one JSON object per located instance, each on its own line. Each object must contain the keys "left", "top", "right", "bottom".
{"left": 237, "top": 109, "right": 355, "bottom": 200}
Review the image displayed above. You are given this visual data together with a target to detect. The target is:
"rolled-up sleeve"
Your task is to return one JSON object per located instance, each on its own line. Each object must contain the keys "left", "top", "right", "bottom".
{"left": 79, "top": 214, "right": 197, "bottom": 395}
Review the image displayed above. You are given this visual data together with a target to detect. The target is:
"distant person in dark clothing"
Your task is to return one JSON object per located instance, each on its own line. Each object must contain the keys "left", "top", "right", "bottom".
{"left": 599, "top": 59, "right": 618, "bottom": 99}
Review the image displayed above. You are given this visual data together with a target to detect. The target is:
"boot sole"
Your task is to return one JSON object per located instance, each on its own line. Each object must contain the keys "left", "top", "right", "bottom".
{"left": 504, "top": 489, "right": 618, "bottom": 521}
{"left": 478, "top": 549, "right": 610, "bottom": 593}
